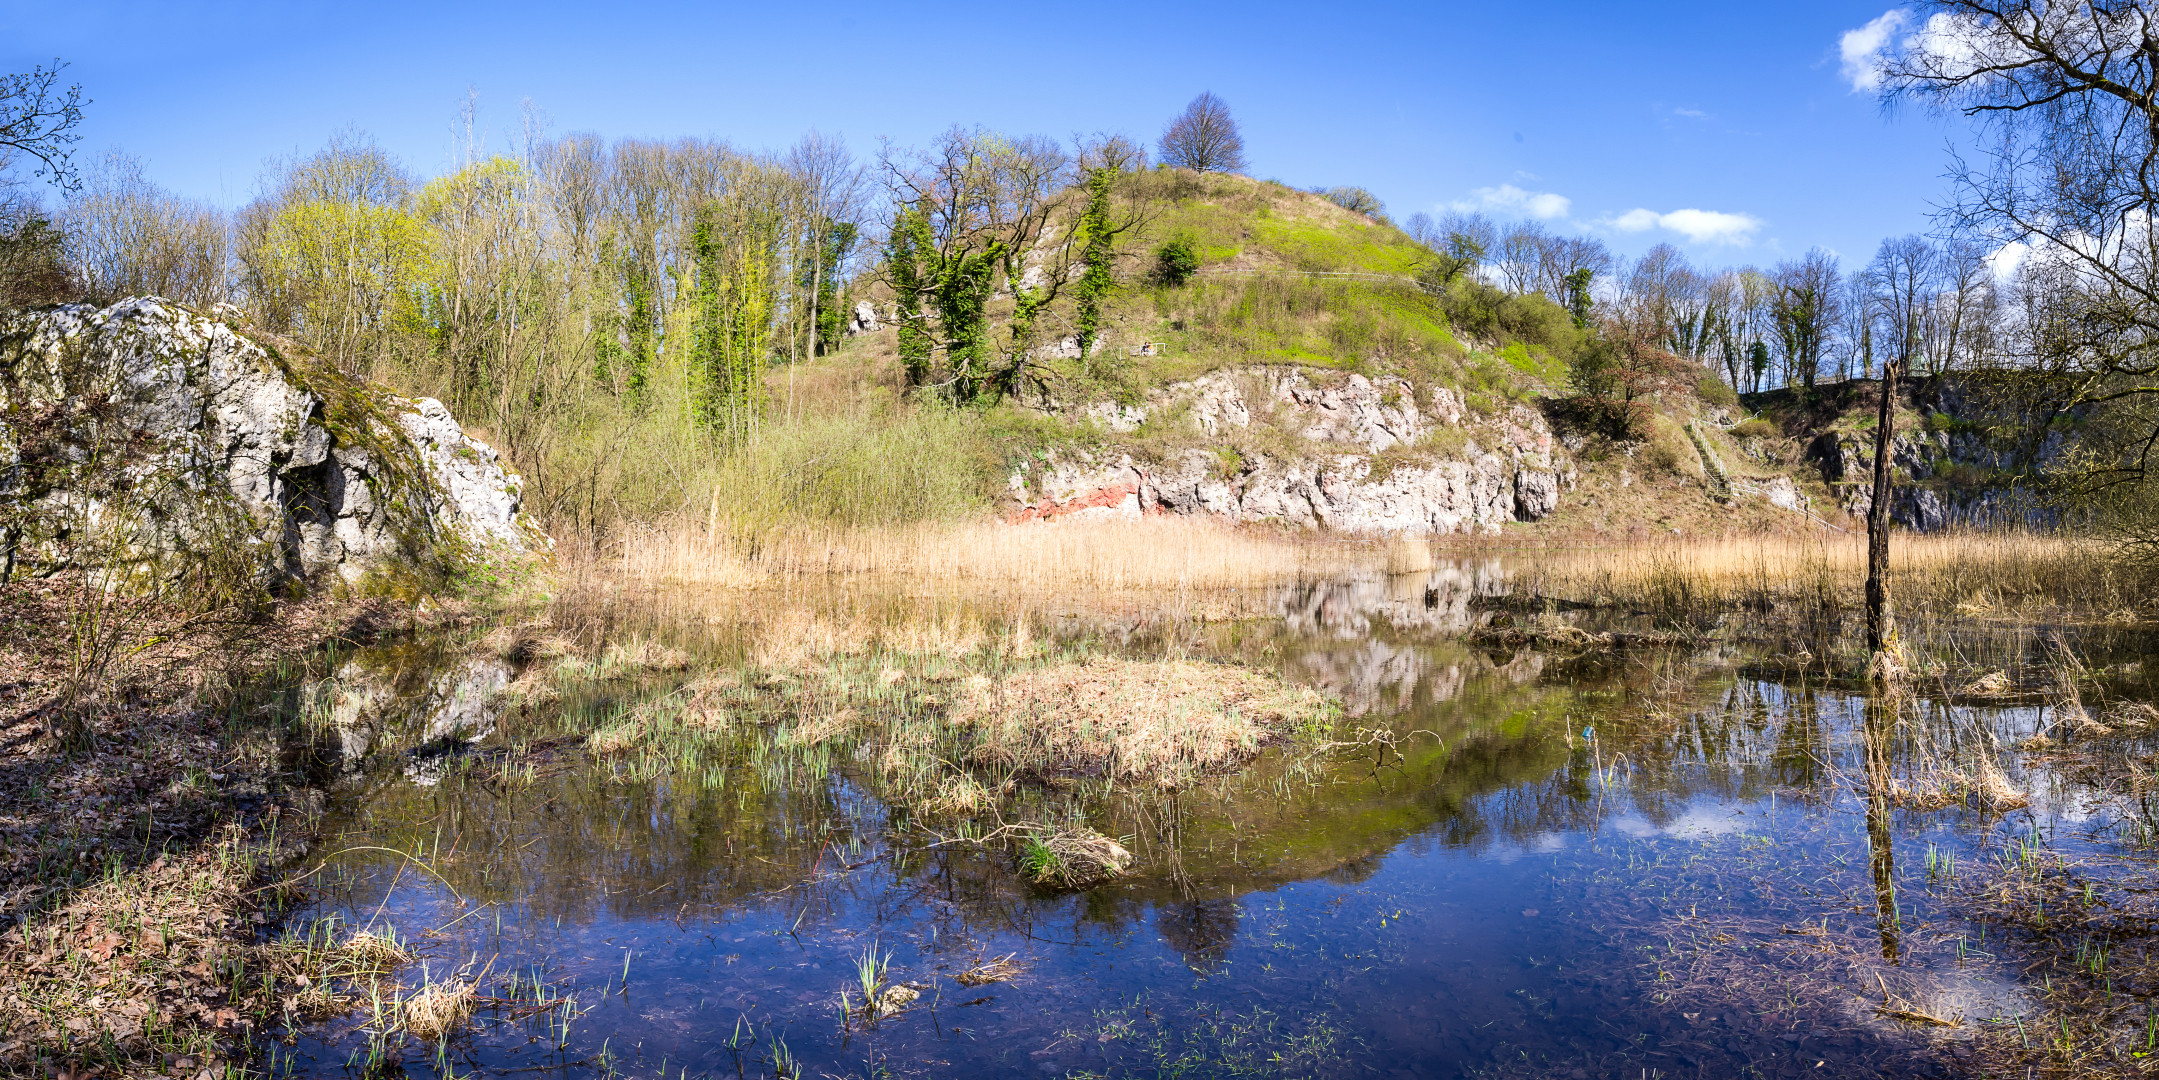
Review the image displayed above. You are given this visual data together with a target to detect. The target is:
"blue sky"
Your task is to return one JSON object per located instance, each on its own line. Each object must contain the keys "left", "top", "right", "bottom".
{"left": 2, "top": 0, "right": 1951, "bottom": 270}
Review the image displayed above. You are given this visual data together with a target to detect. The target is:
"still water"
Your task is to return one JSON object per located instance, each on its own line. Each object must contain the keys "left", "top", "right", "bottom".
{"left": 273, "top": 570, "right": 2157, "bottom": 1079}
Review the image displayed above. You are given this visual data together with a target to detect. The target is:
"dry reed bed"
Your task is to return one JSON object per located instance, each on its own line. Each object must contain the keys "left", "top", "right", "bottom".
{"left": 614, "top": 517, "right": 1388, "bottom": 592}
{"left": 1508, "top": 533, "right": 2149, "bottom": 619}
{"left": 613, "top": 520, "right": 2148, "bottom": 627}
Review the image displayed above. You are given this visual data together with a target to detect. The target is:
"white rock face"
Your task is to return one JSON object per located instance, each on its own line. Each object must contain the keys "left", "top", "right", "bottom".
{"left": 846, "top": 300, "right": 883, "bottom": 336}
{"left": 1008, "top": 365, "right": 1573, "bottom": 536}
{"left": 0, "top": 297, "right": 537, "bottom": 587}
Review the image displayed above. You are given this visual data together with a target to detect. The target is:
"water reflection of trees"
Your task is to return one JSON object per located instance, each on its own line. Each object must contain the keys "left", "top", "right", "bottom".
{"left": 307, "top": 601, "right": 2064, "bottom": 998}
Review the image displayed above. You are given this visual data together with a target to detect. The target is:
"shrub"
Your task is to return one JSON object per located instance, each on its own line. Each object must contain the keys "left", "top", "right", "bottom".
{"left": 707, "top": 404, "right": 994, "bottom": 530}
{"left": 1435, "top": 276, "right": 1578, "bottom": 358}
{"left": 1153, "top": 235, "right": 1201, "bottom": 286}
{"left": 1695, "top": 372, "right": 1739, "bottom": 407}
{"left": 1731, "top": 417, "right": 1779, "bottom": 440}
{"left": 1644, "top": 439, "right": 1686, "bottom": 473}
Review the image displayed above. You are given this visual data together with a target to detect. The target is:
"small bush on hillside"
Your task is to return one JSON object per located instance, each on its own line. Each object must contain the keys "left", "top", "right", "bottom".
{"left": 1436, "top": 276, "right": 1579, "bottom": 359}
{"left": 1153, "top": 236, "right": 1201, "bottom": 286}
{"left": 1559, "top": 320, "right": 1688, "bottom": 441}
{"left": 1695, "top": 372, "right": 1739, "bottom": 408}
{"left": 1731, "top": 417, "right": 1779, "bottom": 440}
{"left": 1644, "top": 438, "right": 1688, "bottom": 474}
{"left": 1317, "top": 185, "right": 1386, "bottom": 219}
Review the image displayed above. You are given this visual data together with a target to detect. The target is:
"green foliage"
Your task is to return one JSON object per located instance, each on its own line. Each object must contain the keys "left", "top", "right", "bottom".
{"left": 1562, "top": 267, "right": 1594, "bottom": 327}
{"left": 1433, "top": 276, "right": 1581, "bottom": 361}
{"left": 1146, "top": 276, "right": 1461, "bottom": 380}
{"left": 1696, "top": 371, "right": 1740, "bottom": 408}
{"left": 887, "top": 203, "right": 934, "bottom": 388}
{"left": 802, "top": 218, "right": 857, "bottom": 355}
{"left": 1562, "top": 327, "right": 1686, "bottom": 440}
{"left": 1017, "top": 835, "right": 1064, "bottom": 883}
{"left": 596, "top": 249, "right": 658, "bottom": 400}
{"left": 1731, "top": 417, "right": 1779, "bottom": 440}
{"left": 1072, "top": 168, "right": 1118, "bottom": 358}
{"left": 1153, "top": 235, "right": 1200, "bottom": 286}
{"left": 706, "top": 401, "right": 994, "bottom": 530}
{"left": 689, "top": 199, "right": 780, "bottom": 439}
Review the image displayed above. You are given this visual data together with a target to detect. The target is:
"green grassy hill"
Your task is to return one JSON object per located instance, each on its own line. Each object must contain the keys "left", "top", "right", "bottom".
{"left": 771, "top": 170, "right": 1828, "bottom": 539}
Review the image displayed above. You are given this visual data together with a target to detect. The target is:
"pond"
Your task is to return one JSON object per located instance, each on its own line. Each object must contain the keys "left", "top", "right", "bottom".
{"left": 267, "top": 567, "right": 2159, "bottom": 1079}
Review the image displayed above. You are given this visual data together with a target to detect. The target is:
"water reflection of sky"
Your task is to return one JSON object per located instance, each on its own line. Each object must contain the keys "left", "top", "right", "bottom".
{"left": 280, "top": 576, "right": 2157, "bottom": 1079}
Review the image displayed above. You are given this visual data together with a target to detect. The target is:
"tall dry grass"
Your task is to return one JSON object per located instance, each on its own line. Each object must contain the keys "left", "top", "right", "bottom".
{"left": 611, "top": 517, "right": 1389, "bottom": 593}
{"left": 1511, "top": 532, "right": 2149, "bottom": 619}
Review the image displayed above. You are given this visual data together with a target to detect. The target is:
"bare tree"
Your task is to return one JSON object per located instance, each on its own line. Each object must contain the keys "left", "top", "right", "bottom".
{"left": 1157, "top": 92, "right": 1247, "bottom": 174}
{"left": 1922, "top": 238, "right": 1995, "bottom": 376}
{"left": 65, "top": 153, "right": 230, "bottom": 305}
{"left": 1532, "top": 234, "right": 1613, "bottom": 304}
{"left": 536, "top": 132, "right": 608, "bottom": 265}
{"left": 0, "top": 61, "right": 87, "bottom": 192}
{"left": 1862, "top": 235, "right": 1938, "bottom": 666}
{"left": 1431, "top": 210, "right": 1496, "bottom": 282}
{"left": 1075, "top": 132, "right": 1148, "bottom": 173}
{"left": 1626, "top": 244, "right": 1717, "bottom": 362}
{"left": 784, "top": 131, "right": 863, "bottom": 364}
{"left": 1494, "top": 220, "right": 1547, "bottom": 295}
{"left": 1404, "top": 211, "right": 1438, "bottom": 249}
{"left": 1878, "top": 2, "right": 2159, "bottom": 503}
{"left": 1318, "top": 185, "right": 1385, "bottom": 218}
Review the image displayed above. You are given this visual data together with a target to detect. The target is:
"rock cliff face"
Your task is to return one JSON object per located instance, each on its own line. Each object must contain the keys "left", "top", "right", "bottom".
{"left": 0, "top": 297, "right": 536, "bottom": 589}
{"left": 1808, "top": 424, "right": 2053, "bottom": 531}
{"left": 1009, "top": 367, "right": 1570, "bottom": 535}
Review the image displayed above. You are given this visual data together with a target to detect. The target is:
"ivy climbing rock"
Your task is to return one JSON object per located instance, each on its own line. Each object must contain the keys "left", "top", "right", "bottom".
{"left": 0, "top": 297, "right": 540, "bottom": 592}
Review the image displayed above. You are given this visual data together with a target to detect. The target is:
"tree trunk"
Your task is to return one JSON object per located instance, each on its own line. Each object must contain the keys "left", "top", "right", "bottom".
{"left": 1865, "top": 364, "right": 1901, "bottom": 656}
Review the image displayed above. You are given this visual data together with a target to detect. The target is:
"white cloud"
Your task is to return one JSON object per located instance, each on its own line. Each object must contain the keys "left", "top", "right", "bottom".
{"left": 1672, "top": 107, "right": 1709, "bottom": 119}
{"left": 1451, "top": 183, "right": 1571, "bottom": 220}
{"left": 1659, "top": 209, "right": 1764, "bottom": 244}
{"left": 1604, "top": 207, "right": 1764, "bottom": 246}
{"left": 1840, "top": 9, "right": 1910, "bottom": 92}
{"left": 1986, "top": 239, "right": 2029, "bottom": 283}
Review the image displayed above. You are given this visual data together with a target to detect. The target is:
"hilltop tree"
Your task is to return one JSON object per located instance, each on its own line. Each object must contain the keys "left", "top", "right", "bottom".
{"left": 1770, "top": 250, "right": 1841, "bottom": 393}
{"left": 1075, "top": 131, "right": 1148, "bottom": 173}
{"left": 1158, "top": 93, "right": 1246, "bottom": 174}
{"left": 1319, "top": 185, "right": 1384, "bottom": 218}
{"left": 879, "top": 127, "right": 1075, "bottom": 403}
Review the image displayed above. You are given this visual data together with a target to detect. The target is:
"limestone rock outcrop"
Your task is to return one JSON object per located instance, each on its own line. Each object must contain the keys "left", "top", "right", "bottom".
{"left": 1808, "top": 425, "right": 2052, "bottom": 531}
{"left": 0, "top": 297, "right": 538, "bottom": 588}
{"left": 1008, "top": 366, "right": 1571, "bottom": 535}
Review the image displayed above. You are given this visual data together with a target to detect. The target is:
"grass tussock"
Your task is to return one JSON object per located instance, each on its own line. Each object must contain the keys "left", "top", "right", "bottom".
{"left": 954, "top": 953, "right": 1027, "bottom": 987}
{"left": 1018, "top": 828, "right": 1134, "bottom": 888}
{"left": 401, "top": 981, "right": 476, "bottom": 1043}
{"left": 586, "top": 648, "right": 1341, "bottom": 798}
{"left": 956, "top": 656, "right": 1337, "bottom": 787}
